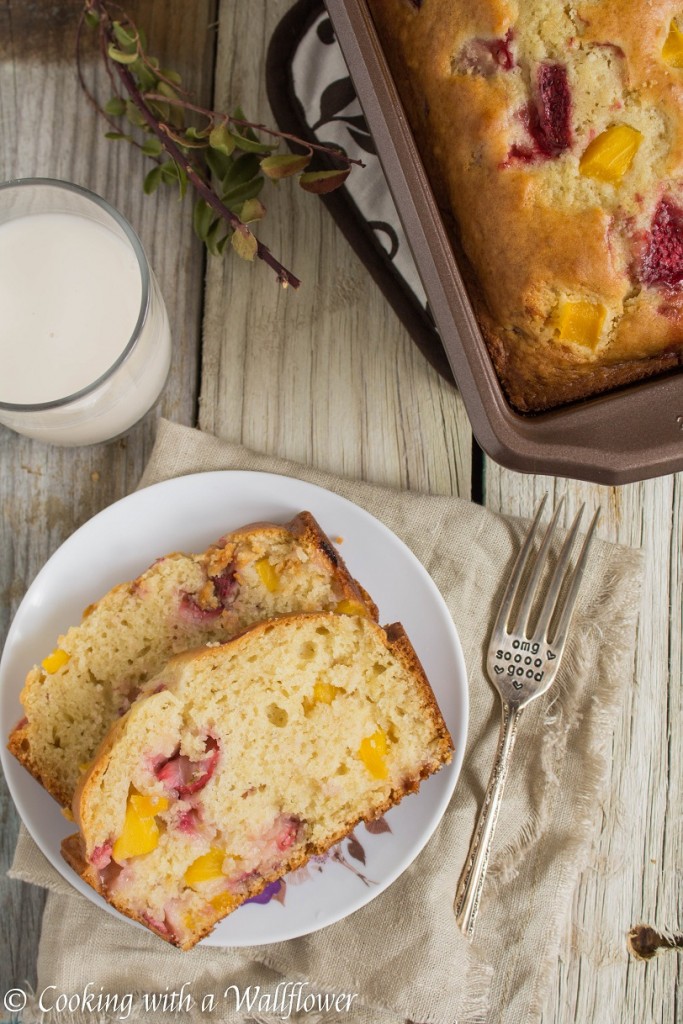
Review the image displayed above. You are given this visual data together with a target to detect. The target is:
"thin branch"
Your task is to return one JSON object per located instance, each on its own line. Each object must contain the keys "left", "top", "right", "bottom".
{"left": 81, "top": 0, "right": 361, "bottom": 287}
{"left": 113, "top": 60, "right": 301, "bottom": 286}
{"left": 143, "top": 94, "right": 365, "bottom": 168}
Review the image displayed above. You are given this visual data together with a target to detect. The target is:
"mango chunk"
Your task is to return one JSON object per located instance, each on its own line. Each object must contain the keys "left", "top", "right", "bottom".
{"left": 184, "top": 847, "right": 226, "bottom": 887}
{"left": 112, "top": 791, "right": 167, "bottom": 862}
{"left": 579, "top": 125, "right": 642, "bottom": 183}
{"left": 209, "top": 890, "right": 234, "bottom": 914}
{"left": 129, "top": 793, "right": 169, "bottom": 817}
{"left": 41, "top": 648, "right": 70, "bottom": 673}
{"left": 556, "top": 301, "right": 607, "bottom": 348}
{"left": 313, "top": 681, "right": 343, "bottom": 704}
{"left": 335, "top": 599, "right": 368, "bottom": 617}
{"left": 663, "top": 21, "right": 683, "bottom": 67}
{"left": 255, "top": 557, "right": 279, "bottom": 593}
{"left": 303, "top": 680, "right": 344, "bottom": 714}
{"left": 358, "top": 728, "right": 389, "bottom": 780}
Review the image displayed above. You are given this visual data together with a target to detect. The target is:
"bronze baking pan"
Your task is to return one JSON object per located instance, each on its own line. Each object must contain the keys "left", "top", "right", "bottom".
{"left": 325, "top": 0, "right": 683, "bottom": 485}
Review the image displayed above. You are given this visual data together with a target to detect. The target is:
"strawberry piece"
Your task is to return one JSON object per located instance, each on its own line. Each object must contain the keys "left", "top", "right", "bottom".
{"left": 90, "top": 840, "right": 113, "bottom": 871}
{"left": 178, "top": 593, "right": 223, "bottom": 623}
{"left": 155, "top": 736, "right": 220, "bottom": 796}
{"left": 276, "top": 818, "right": 299, "bottom": 851}
{"left": 507, "top": 63, "right": 572, "bottom": 164}
{"left": 489, "top": 29, "right": 515, "bottom": 70}
{"left": 176, "top": 806, "right": 201, "bottom": 835}
{"left": 142, "top": 911, "right": 171, "bottom": 939}
{"left": 210, "top": 564, "right": 239, "bottom": 606}
{"left": 641, "top": 199, "right": 683, "bottom": 289}
{"left": 454, "top": 29, "right": 514, "bottom": 76}
{"left": 529, "top": 63, "right": 572, "bottom": 156}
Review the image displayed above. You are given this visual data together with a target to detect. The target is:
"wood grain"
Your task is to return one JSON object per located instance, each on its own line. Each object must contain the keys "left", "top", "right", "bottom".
{"left": 484, "top": 469, "right": 683, "bottom": 1023}
{"left": 0, "top": 0, "right": 216, "bottom": 993}
{"left": 200, "top": 0, "right": 473, "bottom": 497}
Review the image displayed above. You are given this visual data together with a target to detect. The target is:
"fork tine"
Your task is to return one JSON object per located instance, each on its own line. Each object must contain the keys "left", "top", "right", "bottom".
{"left": 532, "top": 503, "right": 586, "bottom": 642}
{"left": 493, "top": 493, "right": 548, "bottom": 633}
{"left": 512, "top": 496, "right": 565, "bottom": 636}
{"left": 550, "top": 507, "right": 601, "bottom": 646}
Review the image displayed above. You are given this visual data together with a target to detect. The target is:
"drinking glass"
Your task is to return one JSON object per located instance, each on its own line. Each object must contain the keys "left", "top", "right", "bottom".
{"left": 0, "top": 178, "right": 172, "bottom": 446}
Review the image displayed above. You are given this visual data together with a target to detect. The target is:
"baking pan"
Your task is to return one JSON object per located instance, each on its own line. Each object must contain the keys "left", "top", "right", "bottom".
{"left": 325, "top": 0, "right": 683, "bottom": 485}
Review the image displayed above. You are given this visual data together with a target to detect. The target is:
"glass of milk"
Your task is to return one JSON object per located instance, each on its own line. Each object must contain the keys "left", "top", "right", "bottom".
{"left": 0, "top": 178, "right": 172, "bottom": 445}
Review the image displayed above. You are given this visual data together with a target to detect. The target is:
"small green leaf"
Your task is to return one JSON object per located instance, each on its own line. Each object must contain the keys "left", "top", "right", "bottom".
{"left": 209, "top": 123, "right": 235, "bottom": 157}
{"left": 193, "top": 199, "right": 215, "bottom": 242}
{"left": 84, "top": 9, "right": 100, "bottom": 29}
{"left": 231, "top": 107, "right": 260, "bottom": 142}
{"left": 228, "top": 130, "right": 273, "bottom": 155}
{"left": 205, "top": 219, "right": 227, "bottom": 256}
{"left": 221, "top": 153, "right": 261, "bottom": 190}
{"left": 158, "top": 162, "right": 175, "bottom": 184}
{"left": 124, "top": 100, "right": 146, "bottom": 129}
{"left": 160, "top": 68, "right": 183, "bottom": 85}
{"left": 156, "top": 81, "right": 179, "bottom": 100}
{"left": 104, "top": 96, "right": 127, "bottom": 117}
{"left": 143, "top": 165, "right": 163, "bottom": 194}
{"left": 185, "top": 125, "right": 211, "bottom": 141}
{"left": 231, "top": 226, "right": 258, "bottom": 261}
{"left": 141, "top": 136, "right": 163, "bottom": 157}
{"left": 104, "top": 131, "right": 129, "bottom": 141}
{"left": 175, "top": 131, "right": 206, "bottom": 150}
{"left": 205, "top": 147, "right": 233, "bottom": 181}
{"left": 299, "top": 168, "right": 351, "bottom": 194}
{"left": 239, "top": 198, "right": 266, "bottom": 223}
{"left": 113, "top": 21, "right": 137, "bottom": 51}
{"left": 260, "top": 152, "right": 311, "bottom": 179}
{"left": 223, "top": 176, "right": 264, "bottom": 207}
{"left": 147, "top": 99, "right": 170, "bottom": 123}
{"left": 176, "top": 162, "right": 188, "bottom": 199}
{"left": 135, "top": 62, "right": 159, "bottom": 93}
{"left": 107, "top": 44, "right": 138, "bottom": 65}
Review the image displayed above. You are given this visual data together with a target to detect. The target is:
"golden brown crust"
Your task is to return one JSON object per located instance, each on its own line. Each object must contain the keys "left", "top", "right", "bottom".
{"left": 368, "top": 0, "right": 683, "bottom": 411}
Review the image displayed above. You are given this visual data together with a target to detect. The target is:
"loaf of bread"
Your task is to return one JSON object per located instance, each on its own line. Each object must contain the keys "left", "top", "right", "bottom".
{"left": 367, "top": 1, "right": 683, "bottom": 410}
{"left": 61, "top": 612, "right": 453, "bottom": 949}
{"left": 9, "top": 513, "right": 377, "bottom": 806}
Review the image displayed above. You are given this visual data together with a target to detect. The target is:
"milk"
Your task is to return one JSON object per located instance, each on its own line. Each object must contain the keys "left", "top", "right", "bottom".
{"left": 0, "top": 206, "right": 171, "bottom": 445}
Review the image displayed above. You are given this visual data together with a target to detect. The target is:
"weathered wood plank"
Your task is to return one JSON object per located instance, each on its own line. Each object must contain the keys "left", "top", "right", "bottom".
{"left": 200, "top": 0, "right": 473, "bottom": 498}
{"left": 0, "top": 0, "right": 216, "bottom": 993}
{"left": 484, "top": 467, "right": 682, "bottom": 1023}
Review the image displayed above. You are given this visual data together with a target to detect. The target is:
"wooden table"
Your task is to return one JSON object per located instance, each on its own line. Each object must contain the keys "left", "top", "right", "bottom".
{"left": 0, "top": 2, "right": 680, "bottom": 1020}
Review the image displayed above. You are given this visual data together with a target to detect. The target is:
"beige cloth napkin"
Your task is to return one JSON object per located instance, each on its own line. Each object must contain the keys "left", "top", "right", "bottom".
{"left": 10, "top": 419, "right": 644, "bottom": 1024}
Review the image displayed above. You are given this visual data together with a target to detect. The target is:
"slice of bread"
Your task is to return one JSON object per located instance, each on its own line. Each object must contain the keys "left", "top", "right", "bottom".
{"left": 62, "top": 612, "right": 453, "bottom": 950}
{"left": 9, "top": 513, "right": 377, "bottom": 807}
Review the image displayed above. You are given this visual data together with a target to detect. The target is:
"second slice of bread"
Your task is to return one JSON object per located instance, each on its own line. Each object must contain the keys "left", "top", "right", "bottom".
{"left": 9, "top": 513, "right": 376, "bottom": 806}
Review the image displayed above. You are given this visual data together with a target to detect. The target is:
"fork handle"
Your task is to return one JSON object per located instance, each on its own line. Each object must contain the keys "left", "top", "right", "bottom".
{"left": 454, "top": 701, "right": 523, "bottom": 940}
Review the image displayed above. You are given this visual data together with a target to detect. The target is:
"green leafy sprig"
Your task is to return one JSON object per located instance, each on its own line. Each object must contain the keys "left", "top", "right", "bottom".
{"left": 77, "top": 1, "right": 364, "bottom": 287}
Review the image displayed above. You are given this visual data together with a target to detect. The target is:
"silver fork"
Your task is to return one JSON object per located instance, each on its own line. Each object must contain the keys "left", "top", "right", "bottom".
{"left": 454, "top": 495, "right": 600, "bottom": 940}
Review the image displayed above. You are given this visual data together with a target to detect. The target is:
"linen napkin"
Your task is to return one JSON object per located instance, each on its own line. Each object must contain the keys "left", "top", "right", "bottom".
{"left": 10, "top": 420, "right": 644, "bottom": 1024}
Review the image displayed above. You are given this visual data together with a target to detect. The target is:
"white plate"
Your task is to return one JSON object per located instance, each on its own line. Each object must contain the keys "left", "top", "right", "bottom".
{"left": 0, "top": 471, "right": 468, "bottom": 946}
